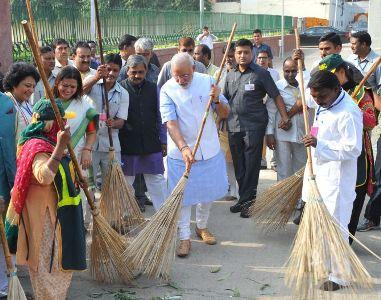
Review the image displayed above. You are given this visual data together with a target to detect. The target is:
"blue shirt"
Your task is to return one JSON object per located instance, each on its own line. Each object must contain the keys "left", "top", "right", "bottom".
{"left": 252, "top": 43, "right": 273, "bottom": 61}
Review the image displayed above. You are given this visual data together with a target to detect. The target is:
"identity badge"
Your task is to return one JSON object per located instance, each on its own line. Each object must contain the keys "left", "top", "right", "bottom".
{"left": 244, "top": 83, "right": 255, "bottom": 91}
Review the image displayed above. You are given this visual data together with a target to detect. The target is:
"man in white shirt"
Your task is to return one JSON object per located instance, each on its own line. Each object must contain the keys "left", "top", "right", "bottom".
{"left": 347, "top": 31, "right": 381, "bottom": 91}
{"left": 256, "top": 50, "right": 280, "bottom": 170}
{"left": 196, "top": 26, "right": 218, "bottom": 63}
{"left": 160, "top": 53, "right": 229, "bottom": 257}
{"left": 302, "top": 70, "right": 362, "bottom": 291}
{"left": 31, "top": 46, "right": 56, "bottom": 105}
{"left": 266, "top": 58, "right": 311, "bottom": 181}
{"left": 52, "top": 38, "right": 73, "bottom": 76}
{"left": 83, "top": 53, "right": 129, "bottom": 185}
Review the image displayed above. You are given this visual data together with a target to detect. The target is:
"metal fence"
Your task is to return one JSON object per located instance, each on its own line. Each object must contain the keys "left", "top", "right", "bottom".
{"left": 11, "top": 4, "right": 294, "bottom": 61}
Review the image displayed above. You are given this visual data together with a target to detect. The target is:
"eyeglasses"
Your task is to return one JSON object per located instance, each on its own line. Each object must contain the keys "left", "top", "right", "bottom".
{"left": 180, "top": 48, "right": 194, "bottom": 54}
{"left": 257, "top": 57, "right": 268, "bottom": 60}
{"left": 173, "top": 74, "right": 191, "bottom": 80}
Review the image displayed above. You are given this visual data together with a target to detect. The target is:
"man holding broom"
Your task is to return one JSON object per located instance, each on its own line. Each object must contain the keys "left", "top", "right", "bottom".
{"left": 160, "top": 52, "right": 229, "bottom": 257}
{"left": 302, "top": 70, "right": 363, "bottom": 291}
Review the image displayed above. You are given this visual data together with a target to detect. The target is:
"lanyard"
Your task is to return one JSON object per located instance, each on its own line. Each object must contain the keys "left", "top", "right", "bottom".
{"left": 10, "top": 94, "right": 32, "bottom": 126}
{"left": 315, "top": 90, "right": 345, "bottom": 121}
{"left": 357, "top": 57, "right": 370, "bottom": 72}
{"left": 101, "top": 85, "right": 118, "bottom": 113}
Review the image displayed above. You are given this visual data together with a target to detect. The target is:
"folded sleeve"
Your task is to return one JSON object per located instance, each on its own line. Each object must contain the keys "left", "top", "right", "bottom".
{"left": 160, "top": 88, "right": 178, "bottom": 123}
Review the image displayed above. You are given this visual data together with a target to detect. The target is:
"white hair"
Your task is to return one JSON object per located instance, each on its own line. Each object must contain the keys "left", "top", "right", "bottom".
{"left": 170, "top": 52, "right": 195, "bottom": 69}
{"left": 134, "top": 37, "right": 154, "bottom": 51}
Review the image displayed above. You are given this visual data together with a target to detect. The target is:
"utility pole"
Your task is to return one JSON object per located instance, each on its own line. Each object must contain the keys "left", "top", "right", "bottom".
{"left": 0, "top": 0, "right": 13, "bottom": 73}
{"left": 200, "top": 0, "right": 204, "bottom": 30}
{"left": 281, "top": 0, "right": 285, "bottom": 59}
{"left": 368, "top": 0, "right": 381, "bottom": 49}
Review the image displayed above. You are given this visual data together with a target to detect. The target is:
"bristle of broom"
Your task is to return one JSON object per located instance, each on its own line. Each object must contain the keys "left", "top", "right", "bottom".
{"left": 123, "top": 174, "right": 188, "bottom": 280}
{"left": 90, "top": 212, "right": 134, "bottom": 283}
{"left": 99, "top": 151, "right": 144, "bottom": 234}
{"left": 249, "top": 168, "right": 304, "bottom": 232}
{"left": 284, "top": 177, "right": 373, "bottom": 298}
{"left": 7, "top": 271, "right": 27, "bottom": 300}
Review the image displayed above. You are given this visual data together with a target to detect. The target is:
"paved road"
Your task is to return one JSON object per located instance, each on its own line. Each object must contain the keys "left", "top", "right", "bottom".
{"left": 20, "top": 45, "right": 381, "bottom": 299}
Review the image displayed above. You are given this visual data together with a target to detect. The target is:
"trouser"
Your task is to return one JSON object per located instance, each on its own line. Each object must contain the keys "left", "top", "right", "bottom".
{"left": 0, "top": 245, "right": 7, "bottom": 296}
{"left": 229, "top": 130, "right": 265, "bottom": 206}
{"left": 92, "top": 151, "right": 121, "bottom": 186}
{"left": 275, "top": 141, "right": 306, "bottom": 181}
{"left": 133, "top": 174, "right": 148, "bottom": 207}
{"left": 226, "top": 161, "right": 238, "bottom": 198}
{"left": 178, "top": 202, "right": 212, "bottom": 240}
{"left": 126, "top": 174, "right": 166, "bottom": 211}
{"left": 364, "top": 136, "right": 381, "bottom": 225}
{"left": 348, "top": 185, "right": 367, "bottom": 244}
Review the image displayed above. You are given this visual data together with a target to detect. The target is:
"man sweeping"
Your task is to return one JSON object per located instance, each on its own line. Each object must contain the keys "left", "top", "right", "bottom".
{"left": 160, "top": 53, "right": 229, "bottom": 257}
{"left": 302, "top": 70, "right": 363, "bottom": 291}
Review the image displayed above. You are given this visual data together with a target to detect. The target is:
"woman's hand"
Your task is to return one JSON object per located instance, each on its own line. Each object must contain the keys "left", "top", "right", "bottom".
{"left": 81, "top": 149, "right": 92, "bottom": 170}
{"left": 56, "top": 126, "right": 71, "bottom": 151}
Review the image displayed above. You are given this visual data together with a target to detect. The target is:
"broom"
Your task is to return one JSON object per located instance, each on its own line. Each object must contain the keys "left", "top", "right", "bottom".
{"left": 284, "top": 28, "right": 373, "bottom": 298}
{"left": 123, "top": 23, "right": 238, "bottom": 280}
{"left": 93, "top": 0, "right": 144, "bottom": 234}
{"left": 0, "top": 198, "right": 27, "bottom": 300}
{"left": 250, "top": 43, "right": 381, "bottom": 234}
{"left": 22, "top": 20, "right": 133, "bottom": 284}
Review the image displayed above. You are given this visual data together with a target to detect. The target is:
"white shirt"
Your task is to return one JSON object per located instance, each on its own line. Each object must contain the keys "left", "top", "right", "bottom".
{"left": 266, "top": 79, "right": 313, "bottom": 143}
{"left": 30, "top": 73, "right": 56, "bottom": 105}
{"left": 84, "top": 80, "right": 129, "bottom": 152}
{"left": 302, "top": 90, "right": 362, "bottom": 229}
{"left": 268, "top": 68, "right": 280, "bottom": 82}
{"left": 196, "top": 33, "right": 218, "bottom": 50}
{"left": 347, "top": 49, "right": 381, "bottom": 90}
{"left": 52, "top": 59, "right": 73, "bottom": 76}
{"left": 160, "top": 72, "right": 227, "bottom": 161}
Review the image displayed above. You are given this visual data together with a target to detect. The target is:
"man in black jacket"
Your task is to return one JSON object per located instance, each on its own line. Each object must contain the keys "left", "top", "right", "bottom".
{"left": 120, "top": 55, "right": 167, "bottom": 211}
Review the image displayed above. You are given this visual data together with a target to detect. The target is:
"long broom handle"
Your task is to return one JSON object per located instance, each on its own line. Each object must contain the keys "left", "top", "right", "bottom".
{"left": 0, "top": 198, "right": 13, "bottom": 271}
{"left": 187, "top": 22, "right": 237, "bottom": 173}
{"left": 294, "top": 28, "right": 314, "bottom": 175}
{"left": 26, "top": 0, "right": 39, "bottom": 48}
{"left": 351, "top": 56, "right": 381, "bottom": 98}
{"left": 22, "top": 21, "right": 97, "bottom": 211}
{"left": 93, "top": 0, "right": 114, "bottom": 149}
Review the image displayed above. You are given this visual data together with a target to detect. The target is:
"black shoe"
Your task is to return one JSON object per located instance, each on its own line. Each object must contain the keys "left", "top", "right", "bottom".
{"left": 144, "top": 198, "right": 153, "bottom": 206}
{"left": 240, "top": 202, "right": 254, "bottom": 218}
{"left": 230, "top": 202, "right": 244, "bottom": 213}
{"left": 293, "top": 203, "right": 305, "bottom": 225}
{"left": 320, "top": 280, "right": 343, "bottom": 291}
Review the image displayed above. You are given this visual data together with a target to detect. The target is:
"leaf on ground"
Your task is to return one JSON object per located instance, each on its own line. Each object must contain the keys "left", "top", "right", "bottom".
{"left": 209, "top": 266, "right": 221, "bottom": 273}
{"left": 217, "top": 272, "right": 233, "bottom": 281}
{"left": 260, "top": 283, "right": 270, "bottom": 291}
{"left": 226, "top": 288, "right": 241, "bottom": 297}
{"left": 88, "top": 292, "right": 104, "bottom": 298}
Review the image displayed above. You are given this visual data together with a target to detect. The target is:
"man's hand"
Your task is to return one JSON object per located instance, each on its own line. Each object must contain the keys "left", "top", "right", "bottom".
{"left": 181, "top": 146, "right": 195, "bottom": 171}
{"left": 161, "top": 144, "right": 167, "bottom": 157}
{"left": 266, "top": 134, "right": 276, "bottom": 150}
{"left": 81, "top": 149, "right": 92, "bottom": 170}
{"left": 278, "top": 118, "right": 292, "bottom": 131}
{"left": 95, "top": 64, "right": 108, "bottom": 80}
{"left": 302, "top": 134, "right": 317, "bottom": 148}
{"left": 106, "top": 118, "right": 115, "bottom": 128}
{"left": 292, "top": 49, "right": 305, "bottom": 70}
{"left": 210, "top": 84, "right": 221, "bottom": 103}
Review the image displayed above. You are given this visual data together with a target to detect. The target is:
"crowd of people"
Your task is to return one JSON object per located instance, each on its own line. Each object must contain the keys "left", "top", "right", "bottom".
{"left": 0, "top": 26, "right": 381, "bottom": 298}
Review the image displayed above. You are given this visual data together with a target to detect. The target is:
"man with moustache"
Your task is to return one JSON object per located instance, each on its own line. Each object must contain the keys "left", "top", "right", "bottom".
{"left": 160, "top": 53, "right": 229, "bottom": 257}
{"left": 52, "top": 38, "right": 73, "bottom": 76}
{"left": 119, "top": 55, "right": 167, "bottom": 211}
{"left": 223, "top": 39, "right": 291, "bottom": 218}
{"left": 83, "top": 53, "right": 129, "bottom": 184}
{"left": 31, "top": 46, "right": 56, "bottom": 105}
{"left": 193, "top": 44, "right": 219, "bottom": 76}
{"left": 266, "top": 58, "right": 311, "bottom": 181}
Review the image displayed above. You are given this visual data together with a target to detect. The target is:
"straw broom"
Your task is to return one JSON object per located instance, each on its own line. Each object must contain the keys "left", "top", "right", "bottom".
{"left": 93, "top": 0, "right": 144, "bottom": 234}
{"left": 22, "top": 20, "right": 133, "bottom": 284}
{"left": 0, "top": 198, "right": 27, "bottom": 300}
{"left": 123, "top": 23, "right": 237, "bottom": 280}
{"left": 250, "top": 45, "right": 381, "bottom": 234}
{"left": 284, "top": 28, "right": 373, "bottom": 298}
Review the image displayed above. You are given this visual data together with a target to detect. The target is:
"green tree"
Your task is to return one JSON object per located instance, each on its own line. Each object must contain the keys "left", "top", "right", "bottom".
{"left": 123, "top": 0, "right": 211, "bottom": 11}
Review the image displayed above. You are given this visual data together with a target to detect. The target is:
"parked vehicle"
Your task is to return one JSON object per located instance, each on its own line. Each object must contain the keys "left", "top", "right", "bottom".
{"left": 300, "top": 26, "right": 350, "bottom": 46}
{"left": 349, "top": 22, "right": 368, "bottom": 35}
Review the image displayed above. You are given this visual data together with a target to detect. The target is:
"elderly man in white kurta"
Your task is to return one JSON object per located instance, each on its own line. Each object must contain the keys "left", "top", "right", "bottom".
{"left": 302, "top": 70, "right": 363, "bottom": 291}
{"left": 160, "top": 53, "right": 229, "bottom": 258}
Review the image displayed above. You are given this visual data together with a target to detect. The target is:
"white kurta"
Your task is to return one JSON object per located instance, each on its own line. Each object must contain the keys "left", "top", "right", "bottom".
{"left": 302, "top": 89, "right": 363, "bottom": 237}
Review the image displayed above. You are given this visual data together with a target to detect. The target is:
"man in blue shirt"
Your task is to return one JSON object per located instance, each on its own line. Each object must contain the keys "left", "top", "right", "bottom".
{"left": 252, "top": 29, "right": 274, "bottom": 68}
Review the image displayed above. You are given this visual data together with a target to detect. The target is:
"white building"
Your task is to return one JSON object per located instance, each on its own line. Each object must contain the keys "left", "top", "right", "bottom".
{"left": 212, "top": 0, "right": 369, "bottom": 31}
